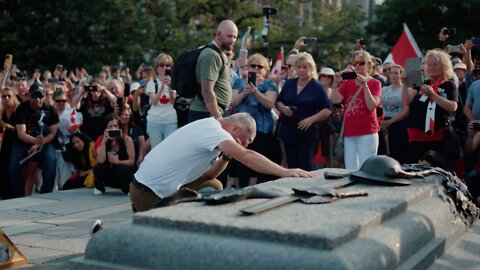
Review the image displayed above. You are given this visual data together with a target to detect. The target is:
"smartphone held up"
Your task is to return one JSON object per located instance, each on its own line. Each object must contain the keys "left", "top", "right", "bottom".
{"left": 448, "top": 45, "right": 461, "bottom": 54}
{"left": 108, "top": 129, "right": 122, "bottom": 138}
{"left": 5, "top": 54, "right": 13, "bottom": 66}
{"left": 248, "top": 72, "right": 256, "bottom": 86}
{"left": 239, "top": 49, "right": 248, "bottom": 59}
{"left": 341, "top": 71, "right": 357, "bottom": 80}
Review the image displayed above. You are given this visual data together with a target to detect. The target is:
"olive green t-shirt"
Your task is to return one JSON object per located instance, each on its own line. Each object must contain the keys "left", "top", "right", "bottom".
{"left": 190, "top": 46, "right": 232, "bottom": 113}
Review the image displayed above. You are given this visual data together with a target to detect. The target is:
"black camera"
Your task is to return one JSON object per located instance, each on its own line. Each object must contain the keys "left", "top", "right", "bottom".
{"left": 84, "top": 85, "right": 98, "bottom": 92}
{"left": 442, "top": 27, "right": 456, "bottom": 35}
{"left": 165, "top": 69, "right": 171, "bottom": 77}
{"left": 303, "top": 37, "right": 317, "bottom": 45}
{"left": 358, "top": 38, "right": 367, "bottom": 46}
{"left": 263, "top": 7, "right": 277, "bottom": 16}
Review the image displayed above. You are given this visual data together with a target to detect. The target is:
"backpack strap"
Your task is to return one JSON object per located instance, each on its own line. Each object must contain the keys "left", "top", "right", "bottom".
{"left": 154, "top": 79, "right": 159, "bottom": 94}
{"left": 205, "top": 44, "right": 226, "bottom": 76}
{"left": 198, "top": 44, "right": 227, "bottom": 110}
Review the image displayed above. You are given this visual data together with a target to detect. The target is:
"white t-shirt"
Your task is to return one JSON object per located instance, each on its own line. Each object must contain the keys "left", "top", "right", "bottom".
{"left": 145, "top": 79, "right": 177, "bottom": 124}
{"left": 381, "top": 85, "right": 404, "bottom": 119}
{"left": 134, "top": 117, "right": 234, "bottom": 198}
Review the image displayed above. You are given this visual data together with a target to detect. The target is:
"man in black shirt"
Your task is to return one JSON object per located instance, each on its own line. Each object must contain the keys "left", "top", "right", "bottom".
{"left": 9, "top": 84, "right": 59, "bottom": 198}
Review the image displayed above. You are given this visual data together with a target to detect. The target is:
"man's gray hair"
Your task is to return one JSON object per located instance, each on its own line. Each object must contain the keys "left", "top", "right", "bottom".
{"left": 226, "top": 112, "right": 257, "bottom": 138}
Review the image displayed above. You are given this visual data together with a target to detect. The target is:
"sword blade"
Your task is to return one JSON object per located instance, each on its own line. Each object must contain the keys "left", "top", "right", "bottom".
{"left": 240, "top": 195, "right": 300, "bottom": 215}
{"left": 240, "top": 178, "right": 355, "bottom": 215}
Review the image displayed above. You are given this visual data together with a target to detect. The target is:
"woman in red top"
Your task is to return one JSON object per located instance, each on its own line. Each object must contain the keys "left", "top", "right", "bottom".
{"left": 406, "top": 49, "right": 458, "bottom": 163}
{"left": 331, "top": 50, "right": 382, "bottom": 169}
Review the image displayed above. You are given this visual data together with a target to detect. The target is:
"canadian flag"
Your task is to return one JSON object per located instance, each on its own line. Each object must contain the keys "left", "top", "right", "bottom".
{"left": 384, "top": 23, "right": 423, "bottom": 67}
{"left": 67, "top": 109, "right": 83, "bottom": 133}
{"left": 270, "top": 47, "right": 284, "bottom": 76}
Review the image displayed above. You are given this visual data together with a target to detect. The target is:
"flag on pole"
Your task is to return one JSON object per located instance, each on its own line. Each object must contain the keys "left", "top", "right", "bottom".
{"left": 384, "top": 23, "right": 423, "bottom": 67}
{"left": 270, "top": 47, "right": 284, "bottom": 76}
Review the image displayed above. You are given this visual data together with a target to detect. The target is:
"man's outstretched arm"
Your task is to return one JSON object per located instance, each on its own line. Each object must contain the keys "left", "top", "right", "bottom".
{"left": 218, "top": 140, "right": 314, "bottom": 178}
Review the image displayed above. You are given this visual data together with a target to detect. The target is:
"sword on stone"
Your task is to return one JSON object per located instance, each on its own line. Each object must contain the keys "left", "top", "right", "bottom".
{"left": 240, "top": 176, "right": 367, "bottom": 215}
{"left": 240, "top": 167, "right": 417, "bottom": 215}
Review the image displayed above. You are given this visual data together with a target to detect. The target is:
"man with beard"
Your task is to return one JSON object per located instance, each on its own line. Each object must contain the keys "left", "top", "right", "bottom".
{"left": 9, "top": 84, "right": 59, "bottom": 197}
{"left": 188, "top": 20, "right": 238, "bottom": 122}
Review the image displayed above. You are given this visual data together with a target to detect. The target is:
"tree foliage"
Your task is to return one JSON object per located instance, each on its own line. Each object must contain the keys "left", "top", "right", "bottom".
{"left": 0, "top": 0, "right": 155, "bottom": 73}
{"left": 367, "top": 0, "right": 480, "bottom": 59}
{"left": 0, "top": 0, "right": 365, "bottom": 74}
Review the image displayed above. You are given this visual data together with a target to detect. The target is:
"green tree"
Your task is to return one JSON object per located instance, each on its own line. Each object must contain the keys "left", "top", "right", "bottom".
{"left": 0, "top": 0, "right": 154, "bottom": 74}
{"left": 367, "top": 0, "right": 480, "bottom": 59}
{"left": 0, "top": 0, "right": 366, "bottom": 75}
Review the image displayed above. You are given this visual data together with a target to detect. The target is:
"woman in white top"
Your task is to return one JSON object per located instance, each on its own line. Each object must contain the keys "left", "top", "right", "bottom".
{"left": 144, "top": 56, "right": 177, "bottom": 148}
{"left": 379, "top": 64, "right": 415, "bottom": 163}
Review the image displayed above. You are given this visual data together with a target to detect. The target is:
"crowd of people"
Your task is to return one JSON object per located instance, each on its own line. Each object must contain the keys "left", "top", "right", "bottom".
{"left": 1, "top": 22, "right": 480, "bottom": 206}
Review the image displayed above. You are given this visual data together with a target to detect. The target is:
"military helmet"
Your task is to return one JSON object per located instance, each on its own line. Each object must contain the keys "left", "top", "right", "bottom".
{"left": 351, "top": 155, "right": 411, "bottom": 185}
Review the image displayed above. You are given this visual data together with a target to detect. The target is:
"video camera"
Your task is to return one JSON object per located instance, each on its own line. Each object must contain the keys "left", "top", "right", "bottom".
{"left": 263, "top": 6, "right": 277, "bottom": 16}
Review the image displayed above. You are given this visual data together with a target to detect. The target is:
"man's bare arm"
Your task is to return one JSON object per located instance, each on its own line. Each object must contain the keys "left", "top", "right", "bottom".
{"left": 201, "top": 79, "right": 222, "bottom": 119}
{"left": 218, "top": 140, "right": 314, "bottom": 178}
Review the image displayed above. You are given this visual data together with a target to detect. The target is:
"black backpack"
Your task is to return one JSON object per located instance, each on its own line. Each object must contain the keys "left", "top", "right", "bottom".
{"left": 171, "top": 43, "right": 225, "bottom": 110}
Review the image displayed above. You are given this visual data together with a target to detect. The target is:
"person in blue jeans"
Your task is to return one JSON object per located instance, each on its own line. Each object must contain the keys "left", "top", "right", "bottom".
{"left": 9, "top": 84, "right": 59, "bottom": 197}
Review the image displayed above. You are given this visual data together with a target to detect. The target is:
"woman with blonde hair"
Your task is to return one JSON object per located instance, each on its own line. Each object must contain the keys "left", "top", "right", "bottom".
{"left": 0, "top": 87, "right": 20, "bottom": 198}
{"left": 229, "top": 53, "right": 280, "bottom": 186}
{"left": 146, "top": 53, "right": 177, "bottom": 148}
{"left": 331, "top": 50, "right": 382, "bottom": 170}
{"left": 406, "top": 49, "right": 458, "bottom": 163}
{"left": 276, "top": 52, "right": 332, "bottom": 171}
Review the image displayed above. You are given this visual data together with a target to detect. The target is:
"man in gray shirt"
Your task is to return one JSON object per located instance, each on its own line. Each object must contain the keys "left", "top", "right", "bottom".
{"left": 188, "top": 20, "right": 238, "bottom": 122}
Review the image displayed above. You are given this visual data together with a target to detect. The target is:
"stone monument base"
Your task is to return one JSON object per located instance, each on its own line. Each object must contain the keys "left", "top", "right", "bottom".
{"left": 71, "top": 169, "right": 471, "bottom": 270}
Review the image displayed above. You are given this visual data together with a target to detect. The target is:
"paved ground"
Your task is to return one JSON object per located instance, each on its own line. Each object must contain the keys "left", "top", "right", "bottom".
{"left": 1, "top": 188, "right": 479, "bottom": 269}
{"left": 0, "top": 188, "right": 132, "bottom": 269}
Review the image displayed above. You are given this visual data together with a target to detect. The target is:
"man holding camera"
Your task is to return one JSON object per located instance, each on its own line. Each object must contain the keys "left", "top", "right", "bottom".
{"left": 71, "top": 79, "right": 117, "bottom": 140}
{"left": 188, "top": 20, "right": 238, "bottom": 122}
{"left": 9, "top": 84, "right": 59, "bottom": 198}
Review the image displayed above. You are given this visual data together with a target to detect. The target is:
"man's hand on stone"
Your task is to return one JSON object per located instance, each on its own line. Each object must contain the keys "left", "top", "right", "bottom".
{"left": 282, "top": 168, "right": 315, "bottom": 178}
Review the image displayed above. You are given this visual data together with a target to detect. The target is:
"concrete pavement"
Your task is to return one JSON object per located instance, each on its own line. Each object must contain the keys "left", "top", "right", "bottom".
{"left": 0, "top": 188, "right": 132, "bottom": 268}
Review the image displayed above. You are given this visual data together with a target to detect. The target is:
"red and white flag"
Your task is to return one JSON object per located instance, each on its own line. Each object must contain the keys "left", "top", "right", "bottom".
{"left": 384, "top": 23, "right": 423, "bottom": 68}
{"left": 270, "top": 47, "right": 284, "bottom": 76}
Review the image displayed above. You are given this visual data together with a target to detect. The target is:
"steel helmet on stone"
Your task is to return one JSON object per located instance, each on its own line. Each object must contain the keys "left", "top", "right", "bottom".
{"left": 351, "top": 155, "right": 411, "bottom": 185}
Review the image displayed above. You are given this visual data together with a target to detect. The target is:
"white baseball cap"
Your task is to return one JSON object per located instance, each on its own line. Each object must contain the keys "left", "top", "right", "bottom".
{"left": 319, "top": 67, "right": 335, "bottom": 76}
{"left": 129, "top": 82, "right": 141, "bottom": 92}
{"left": 453, "top": 63, "right": 467, "bottom": 70}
